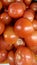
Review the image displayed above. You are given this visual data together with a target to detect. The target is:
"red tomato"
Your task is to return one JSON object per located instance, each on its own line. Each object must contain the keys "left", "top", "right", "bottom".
{"left": 0, "top": 12, "right": 12, "bottom": 24}
{"left": 32, "top": 20, "right": 37, "bottom": 30}
{"left": 4, "top": 26, "right": 18, "bottom": 45}
{"left": 1, "top": 0, "right": 15, "bottom": 6}
{"left": 30, "top": 3, "right": 37, "bottom": 12}
{"left": 0, "top": 21, "right": 5, "bottom": 35}
{"left": 8, "top": 2, "right": 26, "bottom": 18}
{"left": 14, "top": 18, "right": 34, "bottom": 38}
{"left": 15, "top": 46, "right": 36, "bottom": 65}
{"left": 14, "top": 38, "right": 25, "bottom": 48}
{"left": 25, "top": 31, "right": 37, "bottom": 55}
{"left": 8, "top": 51, "right": 15, "bottom": 65}
{"left": 0, "top": 1, "right": 3, "bottom": 10}
{"left": 0, "top": 49, "right": 8, "bottom": 63}
{"left": 23, "top": 9, "right": 35, "bottom": 22}
{"left": 24, "top": 0, "right": 32, "bottom": 5}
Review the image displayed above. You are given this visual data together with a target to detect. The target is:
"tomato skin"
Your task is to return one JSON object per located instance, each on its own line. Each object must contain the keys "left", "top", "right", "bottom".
{"left": 23, "top": 9, "right": 34, "bottom": 22}
{"left": 0, "top": 21, "right": 5, "bottom": 35}
{"left": 8, "top": 2, "right": 26, "bottom": 18}
{"left": 30, "top": 3, "right": 37, "bottom": 12}
{"left": 25, "top": 31, "right": 37, "bottom": 55}
{"left": 1, "top": 0, "right": 15, "bottom": 6}
{"left": 24, "top": 0, "right": 32, "bottom": 5}
{"left": 14, "top": 18, "right": 34, "bottom": 38}
{"left": 0, "top": 12, "right": 12, "bottom": 24}
{"left": 0, "top": 49, "right": 8, "bottom": 63}
{"left": 14, "top": 38, "right": 25, "bottom": 48}
{"left": 8, "top": 51, "right": 15, "bottom": 65}
{"left": 15, "top": 46, "right": 36, "bottom": 65}
{"left": 0, "top": 1, "right": 3, "bottom": 11}
{"left": 4, "top": 26, "right": 18, "bottom": 45}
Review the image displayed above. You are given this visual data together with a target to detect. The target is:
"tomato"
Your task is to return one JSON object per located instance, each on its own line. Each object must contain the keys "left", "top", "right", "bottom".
{"left": 30, "top": 3, "right": 37, "bottom": 12}
{"left": 1, "top": 0, "right": 15, "bottom": 6}
{"left": 4, "top": 26, "right": 18, "bottom": 45}
{"left": 0, "top": 1, "right": 3, "bottom": 11}
{"left": 0, "top": 21, "right": 5, "bottom": 35}
{"left": 23, "top": 9, "right": 35, "bottom": 22}
{"left": 0, "top": 49, "right": 8, "bottom": 63}
{"left": 25, "top": 31, "right": 37, "bottom": 55}
{"left": 14, "top": 18, "right": 34, "bottom": 38}
{"left": 0, "top": 12, "right": 12, "bottom": 24}
{"left": 8, "top": 51, "right": 15, "bottom": 65}
{"left": 0, "top": 38, "right": 13, "bottom": 51}
{"left": 14, "top": 38, "right": 25, "bottom": 48}
{"left": 32, "top": 20, "right": 37, "bottom": 30}
{"left": 8, "top": 2, "right": 26, "bottom": 18}
{"left": 24, "top": 0, "right": 32, "bottom": 5}
{"left": 15, "top": 46, "right": 36, "bottom": 65}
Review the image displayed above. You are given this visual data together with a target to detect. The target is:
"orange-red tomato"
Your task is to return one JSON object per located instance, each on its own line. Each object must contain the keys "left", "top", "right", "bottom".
{"left": 25, "top": 31, "right": 37, "bottom": 55}
{"left": 8, "top": 51, "right": 15, "bottom": 65}
{"left": 32, "top": 20, "right": 37, "bottom": 30}
{"left": 30, "top": 3, "right": 37, "bottom": 12}
{"left": 14, "top": 18, "right": 34, "bottom": 38}
{"left": 15, "top": 46, "right": 36, "bottom": 65}
{"left": 0, "top": 21, "right": 5, "bottom": 35}
{"left": 0, "top": 49, "right": 8, "bottom": 63}
{"left": 0, "top": 1, "right": 3, "bottom": 10}
{"left": 14, "top": 38, "right": 25, "bottom": 48}
{"left": 0, "top": 38, "right": 13, "bottom": 51}
{"left": 23, "top": 9, "right": 35, "bottom": 21}
{"left": 8, "top": 2, "right": 26, "bottom": 18}
{"left": 24, "top": 0, "right": 32, "bottom": 5}
{"left": 0, "top": 12, "right": 12, "bottom": 24}
{"left": 4, "top": 26, "right": 18, "bottom": 45}
{"left": 1, "top": 0, "right": 15, "bottom": 6}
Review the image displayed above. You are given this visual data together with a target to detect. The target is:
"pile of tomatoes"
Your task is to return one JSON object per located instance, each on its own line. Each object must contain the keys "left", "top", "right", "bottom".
{"left": 0, "top": 0, "right": 37, "bottom": 65}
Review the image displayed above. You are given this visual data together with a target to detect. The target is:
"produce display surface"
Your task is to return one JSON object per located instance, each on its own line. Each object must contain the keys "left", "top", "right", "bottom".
{"left": 0, "top": 0, "right": 37, "bottom": 65}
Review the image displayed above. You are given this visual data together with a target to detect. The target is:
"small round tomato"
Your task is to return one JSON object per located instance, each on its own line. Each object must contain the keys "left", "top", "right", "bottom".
{"left": 30, "top": 3, "right": 37, "bottom": 12}
{"left": 8, "top": 51, "right": 15, "bottom": 65}
{"left": 25, "top": 31, "right": 37, "bottom": 55}
{"left": 0, "top": 49, "right": 8, "bottom": 63}
{"left": 4, "top": 26, "right": 18, "bottom": 45}
{"left": 23, "top": 9, "right": 34, "bottom": 22}
{"left": 8, "top": 2, "right": 26, "bottom": 18}
{"left": 14, "top": 38, "right": 25, "bottom": 48}
{"left": 0, "top": 21, "right": 5, "bottom": 35}
{"left": 32, "top": 20, "right": 37, "bottom": 30}
{"left": 0, "top": 38, "right": 13, "bottom": 51}
{"left": 14, "top": 18, "right": 34, "bottom": 38}
{"left": 1, "top": 0, "right": 15, "bottom": 6}
{"left": 0, "top": 12, "right": 12, "bottom": 24}
{"left": 15, "top": 46, "right": 36, "bottom": 65}
{"left": 24, "top": 0, "right": 32, "bottom": 5}
{"left": 0, "top": 1, "right": 3, "bottom": 10}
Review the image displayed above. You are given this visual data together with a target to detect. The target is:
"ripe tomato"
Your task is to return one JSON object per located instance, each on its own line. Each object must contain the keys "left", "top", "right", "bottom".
{"left": 0, "top": 12, "right": 12, "bottom": 24}
{"left": 30, "top": 3, "right": 37, "bottom": 12}
{"left": 1, "top": 0, "right": 15, "bottom": 6}
{"left": 0, "top": 49, "right": 8, "bottom": 63}
{"left": 23, "top": 9, "right": 34, "bottom": 21}
{"left": 25, "top": 31, "right": 37, "bottom": 55}
{"left": 15, "top": 46, "right": 36, "bottom": 65}
{"left": 14, "top": 38, "right": 25, "bottom": 48}
{"left": 24, "top": 0, "right": 32, "bottom": 5}
{"left": 0, "top": 21, "right": 5, "bottom": 35}
{"left": 8, "top": 51, "right": 15, "bottom": 65}
{"left": 14, "top": 18, "right": 34, "bottom": 38}
{"left": 8, "top": 2, "right": 26, "bottom": 18}
{"left": 0, "top": 1, "right": 3, "bottom": 10}
{"left": 4, "top": 26, "right": 18, "bottom": 45}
